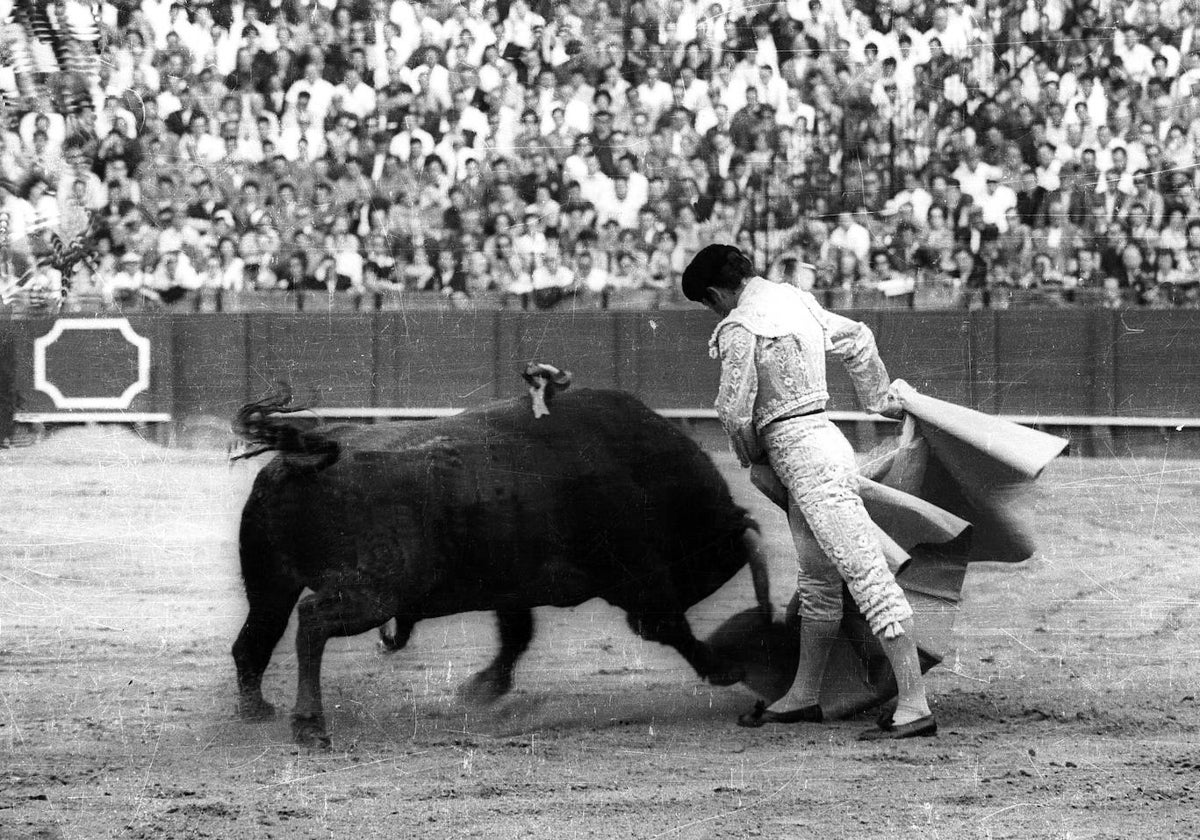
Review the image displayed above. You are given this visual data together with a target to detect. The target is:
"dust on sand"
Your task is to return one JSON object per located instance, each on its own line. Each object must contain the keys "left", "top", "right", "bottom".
{"left": 1, "top": 427, "right": 1198, "bottom": 839}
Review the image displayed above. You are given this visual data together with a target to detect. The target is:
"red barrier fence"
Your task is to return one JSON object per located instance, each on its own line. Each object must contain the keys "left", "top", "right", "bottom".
{"left": 4, "top": 310, "right": 1200, "bottom": 431}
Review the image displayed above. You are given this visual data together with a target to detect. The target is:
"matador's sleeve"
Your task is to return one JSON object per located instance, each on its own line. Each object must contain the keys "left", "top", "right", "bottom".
{"left": 817, "top": 306, "right": 891, "bottom": 414}
{"left": 714, "top": 323, "right": 765, "bottom": 467}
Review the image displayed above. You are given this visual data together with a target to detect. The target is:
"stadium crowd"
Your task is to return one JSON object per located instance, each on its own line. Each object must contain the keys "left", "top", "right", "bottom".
{"left": 1, "top": 0, "right": 1198, "bottom": 312}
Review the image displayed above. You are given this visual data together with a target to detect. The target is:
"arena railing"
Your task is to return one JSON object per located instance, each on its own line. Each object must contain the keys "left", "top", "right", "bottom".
{"left": 295, "top": 406, "right": 1200, "bottom": 434}
{"left": 23, "top": 284, "right": 1126, "bottom": 316}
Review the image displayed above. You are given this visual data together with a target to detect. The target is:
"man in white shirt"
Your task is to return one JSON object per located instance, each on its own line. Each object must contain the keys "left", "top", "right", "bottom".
{"left": 776, "top": 88, "right": 817, "bottom": 130}
{"left": 155, "top": 74, "right": 187, "bottom": 122}
{"left": 286, "top": 60, "right": 336, "bottom": 123}
{"left": 952, "top": 148, "right": 992, "bottom": 205}
{"left": 754, "top": 64, "right": 789, "bottom": 113}
{"left": 405, "top": 47, "right": 453, "bottom": 112}
{"left": 828, "top": 210, "right": 871, "bottom": 263}
{"left": 751, "top": 17, "right": 780, "bottom": 71}
{"left": 573, "top": 249, "right": 609, "bottom": 296}
{"left": 1114, "top": 26, "right": 1156, "bottom": 85}
{"left": 181, "top": 113, "right": 226, "bottom": 165}
{"left": 667, "top": 0, "right": 699, "bottom": 44}
{"left": 279, "top": 96, "right": 328, "bottom": 161}
{"left": 678, "top": 65, "right": 710, "bottom": 113}
{"left": 503, "top": 0, "right": 545, "bottom": 51}
{"left": 150, "top": 250, "right": 202, "bottom": 303}
{"left": 1122, "top": 122, "right": 1155, "bottom": 174}
{"left": 1054, "top": 123, "right": 1088, "bottom": 165}
{"left": 614, "top": 154, "right": 650, "bottom": 209}
{"left": 1175, "top": 49, "right": 1200, "bottom": 97}
{"left": 449, "top": 89, "right": 490, "bottom": 142}
{"left": 594, "top": 176, "right": 642, "bottom": 229}
{"left": 1092, "top": 124, "right": 1118, "bottom": 174}
{"left": 531, "top": 251, "right": 575, "bottom": 293}
{"left": 925, "top": 5, "right": 968, "bottom": 59}
{"left": 884, "top": 170, "right": 932, "bottom": 223}
{"left": 388, "top": 111, "right": 436, "bottom": 161}
{"left": 636, "top": 65, "right": 675, "bottom": 126}
{"left": 332, "top": 67, "right": 377, "bottom": 120}
{"left": 977, "top": 171, "right": 1017, "bottom": 233}
{"left": 1065, "top": 74, "right": 1108, "bottom": 129}
{"left": 1034, "top": 143, "right": 1062, "bottom": 192}
{"left": 576, "top": 153, "right": 616, "bottom": 214}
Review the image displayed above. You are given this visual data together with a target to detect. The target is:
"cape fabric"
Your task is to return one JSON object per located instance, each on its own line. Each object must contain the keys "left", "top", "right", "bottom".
{"left": 708, "top": 382, "right": 1069, "bottom": 719}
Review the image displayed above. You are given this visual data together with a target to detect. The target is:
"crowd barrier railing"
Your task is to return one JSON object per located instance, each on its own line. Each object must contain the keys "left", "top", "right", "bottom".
{"left": 8, "top": 283, "right": 1136, "bottom": 317}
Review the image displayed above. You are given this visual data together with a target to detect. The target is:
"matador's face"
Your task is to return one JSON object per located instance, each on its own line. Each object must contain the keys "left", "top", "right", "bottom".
{"left": 703, "top": 286, "right": 739, "bottom": 318}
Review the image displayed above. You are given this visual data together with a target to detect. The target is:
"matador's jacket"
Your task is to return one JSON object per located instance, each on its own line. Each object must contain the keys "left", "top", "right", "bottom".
{"left": 707, "top": 277, "right": 891, "bottom": 467}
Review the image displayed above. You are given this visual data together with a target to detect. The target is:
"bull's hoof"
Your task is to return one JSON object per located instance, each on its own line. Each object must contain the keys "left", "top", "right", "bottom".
{"left": 459, "top": 669, "right": 512, "bottom": 705}
{"left": 237, "top": 696, "right": 277, "bottom": 721}
{"left": 291, "top": 714, "right": 331, "bottom": 749}
{"left": 377, "top": 619, "right": 413, "bottom": 653}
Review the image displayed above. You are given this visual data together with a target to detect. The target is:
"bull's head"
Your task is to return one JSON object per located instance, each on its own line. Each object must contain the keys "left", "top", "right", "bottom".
{"left": 522, "top": 362, "right": 572, "bottom": 418}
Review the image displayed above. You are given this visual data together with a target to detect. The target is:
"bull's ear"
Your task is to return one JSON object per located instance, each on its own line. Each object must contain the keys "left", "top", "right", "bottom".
{"left": 549, "top": 367, "right": 572, "bottom": 388}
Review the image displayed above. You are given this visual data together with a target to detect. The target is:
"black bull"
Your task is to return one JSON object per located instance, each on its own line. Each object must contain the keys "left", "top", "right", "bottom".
{"left": 232, "top": 389, "right": 773, "bottom": 746}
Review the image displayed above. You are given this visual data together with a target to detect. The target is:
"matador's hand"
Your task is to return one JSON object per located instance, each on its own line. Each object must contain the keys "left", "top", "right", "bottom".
{"left": 878, "top": 378, "right": 909, "bottom": 420}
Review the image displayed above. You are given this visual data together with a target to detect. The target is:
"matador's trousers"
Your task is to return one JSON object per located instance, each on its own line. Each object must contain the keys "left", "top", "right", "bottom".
{"left": 763, "top": 414, "right": 913, "bottom": 638}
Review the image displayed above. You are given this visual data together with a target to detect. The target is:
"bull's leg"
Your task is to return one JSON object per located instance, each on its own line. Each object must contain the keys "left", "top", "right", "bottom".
{"left": 378, "top": 617, "right": 415, "bottom": 652}
{"left": 292, "top": 582, "right": 397, "bottom": 748}
{"left": 232, "top": 514, "right": 301, "bottom": 720}
{"left": 233, "top": 579, "right": 303, "bottom": 720}
{"left": 461, "top": 608, "right": 534, "bottom": 703}
{"left": 625, "top": 611, "right": 745, "bottom": 687}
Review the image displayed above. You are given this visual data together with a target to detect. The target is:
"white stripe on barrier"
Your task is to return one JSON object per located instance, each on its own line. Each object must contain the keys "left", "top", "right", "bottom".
{"left": 306, "top": 407, "right": 1200, "bottom": 429}
{"left": 14, "top": 408, "right": 1200, "bottom": 430}
{"left": 15, "top": 412, "right": 172, "bottom": 423}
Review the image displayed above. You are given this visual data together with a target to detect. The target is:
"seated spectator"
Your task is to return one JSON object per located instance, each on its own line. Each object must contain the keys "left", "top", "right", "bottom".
{"left": 204, "top": 237, "right": 245, "bottom": 291}
{"left": 828, "top": 250, "right": 865, "bottom": 290}
{"left": 398, "top": 245, "right": 433, "bottom": 291}
{"left": 276, "top": 252, "right": 317, "bottom": 291}
{"left": 455, "top": 252, "right": 497, "bottom": 302}
{"left": 828, "top": 211, "right": 872, "bottom": 264}
{"left": 1018, "top": 252, "right": 1064, "bottom": 290}
{"left": 866, "top": 250, "right": 916, "bottom": 298}
{"left": 574, "top": 249, "right": 609, "bottom": 300}
{"left": 431, "top": 249, "right": 464, "bottom": 295}
{"left": 1110, "top": 242, "right": 1154, "bottom": 305}
{"left": 147, "top": 250, "right": 201, "bottom": 306}
{"left": 323, "top": 215, "right": 363, "bottom": 291}
{"left": 645, "top": 230, "right": 684, "bottom": 293}
{"left": 363, "top": 234, "right": 401, "bottom": 291}
{"left": 943, "top": 246, "right": 988, "bottom": 292}
{"left": 1151, "top": 248, "right": 1188, "bottom": 294}
{"left": 530, "top": 250, "right": 576, "bottom": 309}
{"left": 607, "top": 250, "right": 646, "bottom": 294}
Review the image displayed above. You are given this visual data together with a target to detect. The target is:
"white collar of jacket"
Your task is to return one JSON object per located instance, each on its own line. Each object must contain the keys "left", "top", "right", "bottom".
{"left": 708, "top": 276, "right": 831, "bottom": 359}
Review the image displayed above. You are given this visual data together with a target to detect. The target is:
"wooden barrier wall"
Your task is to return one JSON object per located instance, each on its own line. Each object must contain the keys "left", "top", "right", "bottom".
{"left": 5, "top": 309, "right": 1200, "bottom": 422}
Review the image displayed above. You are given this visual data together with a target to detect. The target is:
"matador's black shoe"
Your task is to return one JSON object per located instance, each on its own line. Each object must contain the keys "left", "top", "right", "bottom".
{"left": 857, "top": 714, "right": 938, "bottom": 740}
{"left": 737, "top": 699, "right": 824, "bottom": 728}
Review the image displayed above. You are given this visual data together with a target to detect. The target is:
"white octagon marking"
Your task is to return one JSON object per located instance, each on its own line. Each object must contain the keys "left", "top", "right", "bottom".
{"left": 33, "top": 318, "right": 151, "bottom": 410}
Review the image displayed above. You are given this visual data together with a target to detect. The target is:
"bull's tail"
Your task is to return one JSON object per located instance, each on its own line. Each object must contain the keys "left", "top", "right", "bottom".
{"left": 231, "top": 386, "right": 341, "bottom": 471}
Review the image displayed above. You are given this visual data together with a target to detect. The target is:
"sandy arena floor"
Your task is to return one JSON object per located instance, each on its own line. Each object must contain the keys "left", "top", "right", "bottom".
{"left": 1, "top": 426, "right": 1198, "bottom": 839}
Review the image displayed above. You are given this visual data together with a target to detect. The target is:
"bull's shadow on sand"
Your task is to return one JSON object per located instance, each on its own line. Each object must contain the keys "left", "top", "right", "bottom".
{"left": 216, "top": 685, "right": 760, "bottom": 749}
{"left": 213, "top": 596, "right": 782, "bottom": 749}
